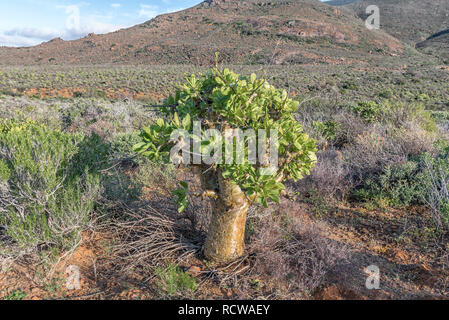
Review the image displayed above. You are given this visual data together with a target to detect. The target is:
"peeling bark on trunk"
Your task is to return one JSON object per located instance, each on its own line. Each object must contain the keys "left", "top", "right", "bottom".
{"left": 201, "top": 169, "right": 251, "bottom": 263}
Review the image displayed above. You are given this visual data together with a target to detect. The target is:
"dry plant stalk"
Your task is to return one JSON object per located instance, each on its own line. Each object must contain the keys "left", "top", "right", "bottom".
{"left": 109, "top": 205, "right": 204, "bottom": 272}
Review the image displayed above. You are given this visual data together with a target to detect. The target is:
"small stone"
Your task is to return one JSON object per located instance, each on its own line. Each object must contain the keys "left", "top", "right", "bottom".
{"left": 187, "top": 266, "right": 201, "bottom": 277}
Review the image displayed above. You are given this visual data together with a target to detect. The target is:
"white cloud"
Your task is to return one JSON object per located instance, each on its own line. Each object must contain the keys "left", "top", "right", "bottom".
{"left": 3, "top": 27, "right": 60, "bottom": 40}
{"left": 0, "top": 32, "right": 44, "bottom": 47}
{"left": 65, "top": 19, "right": 124, "bottom": 39}
{"left": 139, "top": 4, "right": 159, "bottom": 19}
{"left": 0, "top": 25, "right": 61, "bottom": 46}
{"left": 0, "top": 2, "right": 182, "bottom": 47}
{"left": 0, "top": 13, "right": 126, "bottom": 47}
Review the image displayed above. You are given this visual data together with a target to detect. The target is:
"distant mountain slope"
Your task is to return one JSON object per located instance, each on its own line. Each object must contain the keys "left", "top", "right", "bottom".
{"left": 345, "top": 0, "right": 449, "bottom": 45}
{"left": 325, "top": 0, "right": 358, "bottom": 6}
{"left": 417, "top": 29, "right": 449, "bottom": 61}
{"left": 0, "top": 0, "right": 406, "bottom": 65}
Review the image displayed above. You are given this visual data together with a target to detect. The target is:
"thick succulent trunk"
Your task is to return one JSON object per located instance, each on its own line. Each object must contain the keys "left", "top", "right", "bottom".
{"left": 201, "top": 170, "right": 251, "bottom": 263}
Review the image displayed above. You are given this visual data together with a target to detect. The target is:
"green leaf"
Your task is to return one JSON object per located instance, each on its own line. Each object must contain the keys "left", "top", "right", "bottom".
{"left": 132, "top": 142, "right": 147, "bottom": 151}
{"left": 142, "top": 127, "right": 152, "bottom": 137}
{"left": 270, "top": 194, "right": 281, "bottom": 204}
{"left": 250, "top": 73, "right": 257, "bottom": 83}
{"left": 262, "top": 197, "right": 269, "bottom": 208}
{"left": 178, "top": 204, "right": 186, "bottom": 213}
{"left": 173, "top": 113, "right": 180, "bottom": 127}
{"left": 182, "top": 114, "right": 191, "bottom": 130}
{"left": 180, "top": 181, "right": 188, "bottom": 189}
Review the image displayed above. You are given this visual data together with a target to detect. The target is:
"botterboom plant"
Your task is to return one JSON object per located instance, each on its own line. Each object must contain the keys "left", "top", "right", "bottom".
{"left": 169, "top": 123, "right": 279, "bottom": 174}
{"left": 134, "top": 67, "right": 317, "bottom": 263}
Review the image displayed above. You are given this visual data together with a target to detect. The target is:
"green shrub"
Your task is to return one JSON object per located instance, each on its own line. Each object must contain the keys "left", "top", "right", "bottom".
{"left": 416, "top": 93, "right": 430, "bottom": 102}
{"left": 431, "top": 110, "right": 449, "bottom": 123}
{"left": 0, "top": 119, "right": 102, "bottom": 253}
{"left": 131, "top": 162, "right": 176, "bottom": 190}
{"left": 0, "top": 159, "right": 10, "bottom": 181}
{"left": 384, "top": 102, "right": 437, "bottom": 134}
{"left": 340, "top": 80, "right": 359, "bottom": 91}
{"left": 60, "top": 101, "right": 88, "bottom": 128}
{"left": 154, "top": 264, "right": 198, "bottom": 298}
{"left": 59, "top": 99, "right": 108, "bottom": 130}
{"left": 377, "top": 90, "right": 393, "bottom": 99}
{"left": 311, "top": 120, "right": 340, "bottom": 142}
{"left": 346, "top": 100, "right": 436, "bottom": 133}
{"left": 101, "top": 131, "right": 176, "bottom": 206}
{"left": 353, "top": 161, "right": 423, "bottom": 208}
{"left": 353, "top": 147, "right": 449, "bottom": 226}
{"left": 348, "top": 101, "right": 382, "bottom": 123}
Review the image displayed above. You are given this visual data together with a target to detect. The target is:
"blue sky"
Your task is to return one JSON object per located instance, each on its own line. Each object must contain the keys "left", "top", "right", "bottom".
{"left": 0, "top": 0, "right": 203, "bottom": 47}
{"left": 0, "top": 0, "right": 332, "bottom": 47}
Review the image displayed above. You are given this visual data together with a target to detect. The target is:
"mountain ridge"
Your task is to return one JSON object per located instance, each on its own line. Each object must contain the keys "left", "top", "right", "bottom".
{"left": 417, "top": 29, "right": 449, "bottom": 61}
{"left": 0, "top": 0, "right": 408, "bottom": 65}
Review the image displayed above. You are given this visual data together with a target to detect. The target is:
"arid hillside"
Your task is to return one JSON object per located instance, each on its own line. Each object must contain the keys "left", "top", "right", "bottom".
{"left": 0, "top": 0, "right": 407, "bottom": 65}
{"left": 326, "top": 0, "right": 358, "bottom": 6}
{"left": 344, "top": 0, "right": 449, "bottom": 46}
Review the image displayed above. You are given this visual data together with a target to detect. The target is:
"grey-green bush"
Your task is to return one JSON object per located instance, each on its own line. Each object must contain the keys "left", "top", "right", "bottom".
{"left": 421, "top": 150, "right": 449, "bottom": 229}
{"left": 0, "top": 119, "right": 102, "bottom": 254}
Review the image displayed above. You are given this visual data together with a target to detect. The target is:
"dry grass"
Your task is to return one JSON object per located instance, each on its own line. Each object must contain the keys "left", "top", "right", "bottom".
{"left": 109, "top": 205, "right": 203, "bottom": 271}
{"left": 107, "top": 171, "right": 211, "bottom": 274}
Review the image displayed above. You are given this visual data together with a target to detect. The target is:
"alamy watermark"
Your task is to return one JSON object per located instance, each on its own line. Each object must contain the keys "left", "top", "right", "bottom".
{"left": 365, "top": 5, "right": 380, "bottom": 30}
{"left": 365, "top": 265, "right": 380, "bottom": 290}
{"left": 169, "top": 122, "right": 279, "bottom": 175}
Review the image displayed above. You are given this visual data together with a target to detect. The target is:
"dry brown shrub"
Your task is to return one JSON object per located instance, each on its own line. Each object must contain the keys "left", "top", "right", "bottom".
{"left": 344, "top": 121, "right": 436, "bottom": 179}
{"left": 247, "top": 212, "right": 350, "bottom": 298}
{"left": 292, "top": 149, "right": 353, "bottom": 200}
{"left": 333, "top": 111, "right": 366, "bottom": 148}
{"left": 392, "top": 121, "right": 436, "bottom": 157}
{"left": 344, "top": 126, "right": 408, "bottom": 176}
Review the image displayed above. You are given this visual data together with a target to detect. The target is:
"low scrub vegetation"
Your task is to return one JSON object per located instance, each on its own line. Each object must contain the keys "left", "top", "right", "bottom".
{"left": 296, "top": 98, "right": 444, "bottom": 214}
{"left": 0, "top": 65, "right": 448, "bottom": 300}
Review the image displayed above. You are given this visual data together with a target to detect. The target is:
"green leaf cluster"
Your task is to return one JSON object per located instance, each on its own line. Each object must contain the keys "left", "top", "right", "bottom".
{"left": 173, "top": 181, "right": 189, "bottom": 213}
{"left": 135, "top": 68, "right": 317, "bottom": 207}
